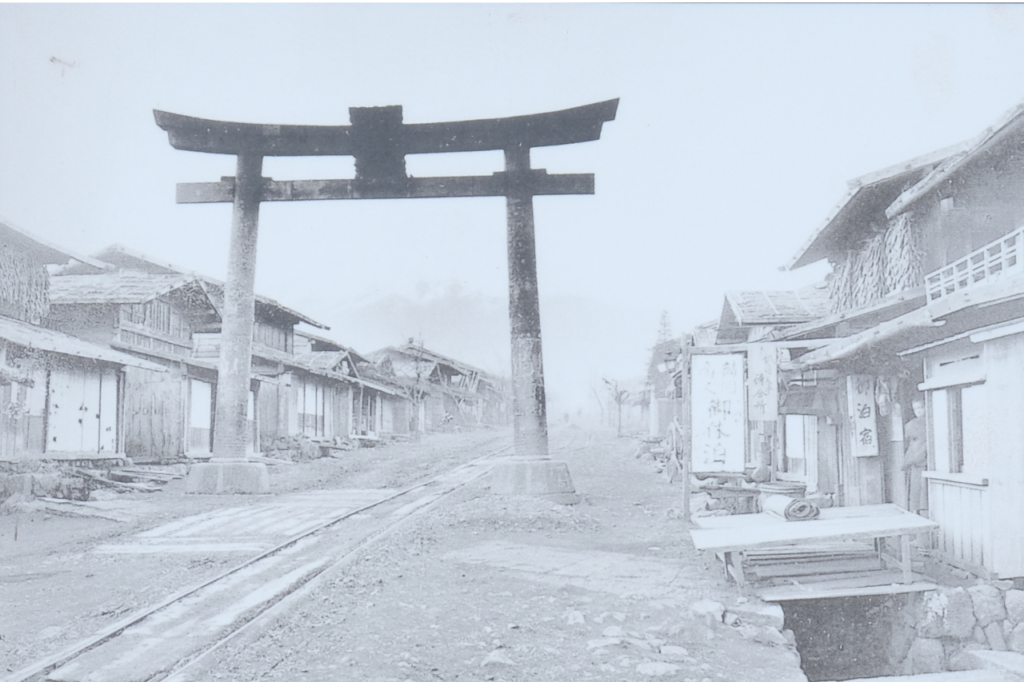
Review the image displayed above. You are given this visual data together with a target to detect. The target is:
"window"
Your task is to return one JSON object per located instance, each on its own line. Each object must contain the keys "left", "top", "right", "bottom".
{"left": 930, "top": 383, "right": 986, "bottom": 474}
{"left": 780, "top": 414, "right": 818, "bottom": 492}
{"left": 297, "top": 377, "right": 326, "bottom": 438}
{"left": 253, "top": 322, "right": 292, "bottom": 353}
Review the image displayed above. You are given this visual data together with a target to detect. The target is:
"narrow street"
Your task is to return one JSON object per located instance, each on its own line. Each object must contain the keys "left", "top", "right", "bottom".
{"left": 1, "top": 428, "right": 805, "bottom": 682}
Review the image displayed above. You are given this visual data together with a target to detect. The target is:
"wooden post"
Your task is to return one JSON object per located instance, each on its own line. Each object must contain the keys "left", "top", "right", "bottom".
{"left": 504, "top": 144, "right": 548, "bottom": 460}
{"left": 212, "top": 153, "right": 263, "bottom": 461}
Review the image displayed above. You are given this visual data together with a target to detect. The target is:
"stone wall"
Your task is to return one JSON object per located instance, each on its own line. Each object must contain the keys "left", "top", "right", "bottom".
{"left": 895, "top": 583, "right": 1024, "bottom": 674}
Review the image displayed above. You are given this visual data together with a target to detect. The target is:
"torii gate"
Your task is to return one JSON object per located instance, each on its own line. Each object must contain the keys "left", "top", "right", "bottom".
{"left": 155, "top": 100, "right": 618, "bottom": 495}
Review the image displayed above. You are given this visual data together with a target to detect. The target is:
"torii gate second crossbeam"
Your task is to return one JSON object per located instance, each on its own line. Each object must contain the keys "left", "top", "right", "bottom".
{"left": 155, "top": 100, "right": 618, "bottom": 495}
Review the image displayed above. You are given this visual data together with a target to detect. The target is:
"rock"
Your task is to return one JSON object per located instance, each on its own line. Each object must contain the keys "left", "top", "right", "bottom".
{"left": 754, "top": 626, "right": 789, "bottom": 647}
{"left": 481, "top": 650, "right": 515, "bottom": 667}
{"left": 890, "top": 623, "right": 916, "bottom": 666}
{"left": 89, "top": 488, "right": 120, "bottom": 501}
{"left": 945, "top": 587, "right": 978, "bottom": 638}
{"left": 947, "top": 643, "right": 985, "bottom": 672}
{"left": 1005, "top": 620, "right": 1014, "bottom": 638}
{"left": 782, "top": 629, "right": 796, "bottom": 646}
{"left": 690, "top": 600, "right": 724, "bottom": 624}
{"left": 1006, "top": 590, "right": 1024, "bottom": 625}
{"left": 916, "top": 591, "right": 947, "bottom": 638}
{"left": 908, "top": 638, "right": 945, "bottom": 674}
{"left": 587, "top": 638, "right": 622, "bottom": 650}
{"left": 984, "top": 621, "right": 1008, "bottom": 651}
{"left": 974, "top": 625, "right": 988, "bottom": 644}
{"left": 919, "top": 587, "right": 976, "bottom": 638}
{"left": 723, "top": 612, "right": 740, "bottom": 627}
{"left": 602, "top": 625, "right": 626, "bottom": 638}
{"left": 727, "top": 600, "right": 785, "bottom": 630}
{"left": 1009, "top": 623, "right": 1024, "bottom": 654}
{"left": 565, "top": 610, "right": 585, "bottom": 625}
{"left": 636, "top": 662, "right": 681, "bottom": 676}
{"left": 969, "top": 584, "right": 1007, "bottom": 626}
{"left": 992, "top": 580, "right": 1016, "bottom": 591}
{"left": 37, "top": 626, "right": 63, "bottom": 640}
{"left": 659, "top": 645, "right": 689, "bottom": 659}
{"left": 626, "top": 638, "right": 653, "bottom": 651}
{"left": 736, "top": 624, "right": 760, "bottom": 640}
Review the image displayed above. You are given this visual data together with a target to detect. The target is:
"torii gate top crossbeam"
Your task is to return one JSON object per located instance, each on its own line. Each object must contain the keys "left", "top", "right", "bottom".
{"left": 153, "top": 99, "right": 619, "bottom": 157}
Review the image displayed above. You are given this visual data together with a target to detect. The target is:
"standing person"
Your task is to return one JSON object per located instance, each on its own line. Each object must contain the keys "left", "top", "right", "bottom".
{"left": 902, "top": 398, "right": 928, "bottom": 515}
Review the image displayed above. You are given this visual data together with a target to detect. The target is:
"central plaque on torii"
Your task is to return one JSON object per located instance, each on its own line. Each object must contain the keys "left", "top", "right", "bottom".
{"left": 155, "top": 100, "right": 618, "bottom": 497}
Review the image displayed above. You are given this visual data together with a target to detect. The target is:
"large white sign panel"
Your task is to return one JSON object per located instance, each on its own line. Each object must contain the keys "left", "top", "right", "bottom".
{"left": 691, "top": 353, "right": 746, "bottom": 473}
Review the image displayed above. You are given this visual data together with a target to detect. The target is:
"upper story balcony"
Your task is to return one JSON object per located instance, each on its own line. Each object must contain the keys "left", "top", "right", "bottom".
{"left": 925, "top": 226, "right": 1024, "bottom": 304}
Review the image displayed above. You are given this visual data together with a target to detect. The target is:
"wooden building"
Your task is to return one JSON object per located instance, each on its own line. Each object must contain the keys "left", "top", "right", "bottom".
{"left": 778, "top": 98, "right": 1024, "bottom": 579}
{"left": 0, "top": 220, "right": 165, "bottom": 462}
{"left": 46, "top": 271, "right": 227, "bottom": 461}
{"left": 369, "top": 343, "right": 508, "bottom": 432}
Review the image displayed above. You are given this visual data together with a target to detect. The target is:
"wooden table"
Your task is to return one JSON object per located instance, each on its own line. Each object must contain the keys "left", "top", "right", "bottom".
{"left": 690, "top": 503, "right": 938, "bottom": 586}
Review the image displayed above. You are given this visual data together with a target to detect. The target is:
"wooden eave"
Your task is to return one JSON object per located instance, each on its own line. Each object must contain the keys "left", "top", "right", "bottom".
{"left": 787, "top": 142, "right": 970, "bottom": 270}
{"left": 886, "top": 99, "right": 1024, "bottom": 219}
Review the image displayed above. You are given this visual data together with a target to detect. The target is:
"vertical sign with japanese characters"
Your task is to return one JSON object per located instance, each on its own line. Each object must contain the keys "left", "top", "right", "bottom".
{"left": 847, "top": 374, "right": 879, "bottom": 458}
{"left": 691, "top": 354, "right": 746, "bottom": 473}
{"left": 746, "top": 344, "right": 779, "bottom": 422}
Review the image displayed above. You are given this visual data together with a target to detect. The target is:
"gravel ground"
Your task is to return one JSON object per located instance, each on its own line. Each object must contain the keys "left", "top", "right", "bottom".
{"left": 0, "top": 430, "right": 505, "bottom": 674}
{"left": 177, "top": 426, "right": 807, "bottom": 682}
{"left": 1, "top": 426, "right": 808, "bottom": 682}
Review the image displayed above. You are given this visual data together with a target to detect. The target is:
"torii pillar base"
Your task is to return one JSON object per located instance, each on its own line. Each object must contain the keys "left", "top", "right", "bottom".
{"left": 186, "top": 460, "right": 270, "bottom": 495}
{"left": 490, "top": 458, "right": 578, "bottom": 505}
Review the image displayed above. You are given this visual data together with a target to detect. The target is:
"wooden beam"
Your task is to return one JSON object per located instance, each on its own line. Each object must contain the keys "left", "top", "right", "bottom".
{"left": 176, "top": 172, "right": 596, "bottom": 204}
{"left": 757, "top": 578, "right": 937, "bottom": 602}
{"left": 154, "top": 99, "right": 619, "bottom": 157}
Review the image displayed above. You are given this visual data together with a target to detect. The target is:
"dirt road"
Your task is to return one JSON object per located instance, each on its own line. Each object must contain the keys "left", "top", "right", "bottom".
{"left": 1, "top": 427, "right": 807, "bottom": 682}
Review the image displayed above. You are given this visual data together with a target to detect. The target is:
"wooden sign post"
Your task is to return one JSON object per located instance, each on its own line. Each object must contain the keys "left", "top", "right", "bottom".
{"left": 155, "top": 100, "right": 618, "bottom": 495}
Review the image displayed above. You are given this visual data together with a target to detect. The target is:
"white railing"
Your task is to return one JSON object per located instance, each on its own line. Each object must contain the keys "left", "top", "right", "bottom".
{"left": 926, "top": 475, "right": 990, "bottom": 572}
{"left": 925, "top": 226, "right": 1024, "bottom": 303}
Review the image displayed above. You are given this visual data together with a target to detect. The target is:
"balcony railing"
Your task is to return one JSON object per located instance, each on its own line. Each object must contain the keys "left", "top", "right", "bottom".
{"left": 926, "top": 227, "right": 1024, "bottom": 303}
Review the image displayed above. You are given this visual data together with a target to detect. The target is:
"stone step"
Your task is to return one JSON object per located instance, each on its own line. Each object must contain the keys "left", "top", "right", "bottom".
{"left": 829, "top": 669, "right": 1018, "bottom": 682}
{"left": 969, "top": 650, "right": 1024, "bottom": 679}
{"left": 827, "top": 651, "right": 1024, "bottom": 682}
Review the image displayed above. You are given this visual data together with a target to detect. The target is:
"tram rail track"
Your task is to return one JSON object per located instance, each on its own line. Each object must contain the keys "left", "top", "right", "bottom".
{"left": 5, "top": 435, "right": 540, "bottom": 682}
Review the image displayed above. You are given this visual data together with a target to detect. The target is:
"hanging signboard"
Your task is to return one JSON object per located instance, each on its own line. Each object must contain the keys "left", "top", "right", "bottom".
{"left": 746, "top": 344, "right": 779, "bottom": 421}
{"left": 691, "top": 353, "right": 746, "bottom": 473}
{"left": 847, "top": 374, "right": 879, "bottom": 458}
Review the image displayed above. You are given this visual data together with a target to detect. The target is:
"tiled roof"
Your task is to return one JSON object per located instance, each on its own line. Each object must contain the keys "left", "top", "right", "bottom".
{"left": 0, "top": 315, "right": 166, "bottom": 371}
{"left": 724, "top": 286, "right": 831, "bottom": 326}
{"left": 92, "top": 244, "right": 329, "bottom": 329}
{"left": 48, "top": 272, "right": 198, "bottom": 305}
{"left": 0, "top": 217, "right": 111, "bottom": 271}
{"left": 292, "top": 351, "right": 350, "bottom": 373}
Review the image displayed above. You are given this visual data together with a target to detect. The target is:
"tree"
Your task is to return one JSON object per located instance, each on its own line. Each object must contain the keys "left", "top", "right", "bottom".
{"left": 603, "top": 378, "right": 630, "bottom": 437}
{"left": 656, "top": 310, "right": 673, "bottom": 345}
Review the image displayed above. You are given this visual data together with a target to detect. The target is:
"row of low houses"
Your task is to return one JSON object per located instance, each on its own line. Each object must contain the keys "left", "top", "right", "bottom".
{"left": 654, "top": 97, "right": 1024, "bottom": 582}
{"left": 0, "top": 224, "right": 509, "bottom": 466}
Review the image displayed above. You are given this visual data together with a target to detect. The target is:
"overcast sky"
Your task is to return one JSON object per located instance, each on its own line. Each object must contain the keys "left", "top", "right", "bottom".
{"left": 3, "top": 4, "right": 1024, "bottom": 416}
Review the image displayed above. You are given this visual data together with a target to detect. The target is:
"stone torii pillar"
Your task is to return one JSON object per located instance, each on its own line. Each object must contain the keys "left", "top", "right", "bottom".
{"left": 155, "top": 100, "right": 618, "bottom": 496}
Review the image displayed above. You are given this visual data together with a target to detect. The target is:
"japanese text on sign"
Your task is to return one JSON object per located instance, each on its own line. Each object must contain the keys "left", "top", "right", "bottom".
{"left": 847, "top": 374, "right": 878, "bottom": 458}
{"left": 691, "top": 354, "right": 746, "bottom": 473}
{"left": 746, "top": 344, "right": 780, "bottom": 421}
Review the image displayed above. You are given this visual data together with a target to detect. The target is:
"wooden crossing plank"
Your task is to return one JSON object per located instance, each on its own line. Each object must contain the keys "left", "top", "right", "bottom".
{"left": 690, "top": 504, "right": 937, "bottom": 553}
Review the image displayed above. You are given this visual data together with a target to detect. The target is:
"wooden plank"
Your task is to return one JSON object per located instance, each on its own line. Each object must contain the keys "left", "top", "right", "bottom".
{"left": 757, "top": 578, "right": 937, "bottom": 602}
{"left": 901, "top": 534, "right": 913, "bottom": 584}
{"left": 749, "top": 557, "right": 883, "bottom": 579}
{"left": 690, "top": 504, "right": 937, "bottom": 553}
